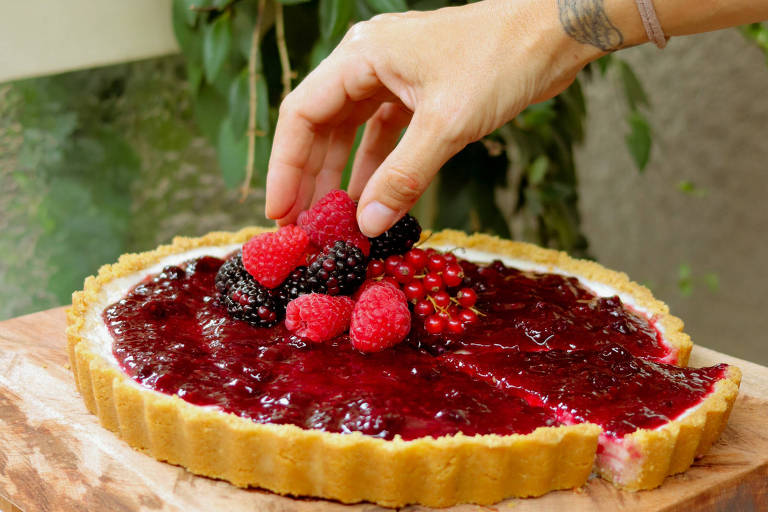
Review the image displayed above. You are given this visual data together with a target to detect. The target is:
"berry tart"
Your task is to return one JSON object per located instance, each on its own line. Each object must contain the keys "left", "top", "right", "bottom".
{"left": 67, "top": 190, "right": 740, "bottom": 508}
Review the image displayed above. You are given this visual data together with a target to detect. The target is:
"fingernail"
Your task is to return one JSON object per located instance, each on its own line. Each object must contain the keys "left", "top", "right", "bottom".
{"left": 359, "top": 201, "right": 397, "bottom": 237}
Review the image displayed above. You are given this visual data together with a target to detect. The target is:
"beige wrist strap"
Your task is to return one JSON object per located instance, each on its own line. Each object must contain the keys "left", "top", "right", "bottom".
{"left": 634, "top": 0, "right": 668, "bottom": 48}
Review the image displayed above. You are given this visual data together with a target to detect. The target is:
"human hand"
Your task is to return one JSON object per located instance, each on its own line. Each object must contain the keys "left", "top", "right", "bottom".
{"left": 265, "top": 0, "right": 599, "bottom": 237}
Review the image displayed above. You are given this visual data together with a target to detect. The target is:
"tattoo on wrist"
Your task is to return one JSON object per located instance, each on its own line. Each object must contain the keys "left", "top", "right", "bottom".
{"left": 557, "top": 0, "right": 624, "bottom": 51}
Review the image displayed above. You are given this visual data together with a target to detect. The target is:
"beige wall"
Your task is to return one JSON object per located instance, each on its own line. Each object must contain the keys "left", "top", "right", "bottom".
{"left": 577, "top": 28, "right": 768, "bottom": 365}
{"left": 0, "top": 1, "right": 178, "bottom": 83}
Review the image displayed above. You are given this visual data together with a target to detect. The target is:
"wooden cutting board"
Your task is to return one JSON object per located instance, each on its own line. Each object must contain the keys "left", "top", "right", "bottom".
{"left": 1, "top": 307, "right": 766, "bottom": 512}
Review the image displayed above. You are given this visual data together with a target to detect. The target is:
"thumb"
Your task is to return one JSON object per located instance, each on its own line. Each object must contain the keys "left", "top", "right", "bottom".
{"left": 356, "top": 111, "right": 463, "bottom": 237}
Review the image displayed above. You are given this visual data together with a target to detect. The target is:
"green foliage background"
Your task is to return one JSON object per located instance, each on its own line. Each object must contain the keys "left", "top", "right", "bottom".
{"left": 0, "top": 58, "right": 261, "bottom": 320}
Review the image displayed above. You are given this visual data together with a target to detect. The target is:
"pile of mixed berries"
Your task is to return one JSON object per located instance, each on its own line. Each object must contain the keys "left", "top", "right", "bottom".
{"left": 215, "top": 189, "right": 480, "bottom": 353}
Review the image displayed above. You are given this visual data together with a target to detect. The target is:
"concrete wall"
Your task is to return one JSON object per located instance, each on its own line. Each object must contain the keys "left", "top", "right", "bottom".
{"left": 577, "top": 28, "right": 768, "bottom": 365}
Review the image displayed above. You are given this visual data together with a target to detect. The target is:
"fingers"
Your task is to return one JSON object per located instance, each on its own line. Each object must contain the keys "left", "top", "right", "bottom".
{"left": 311, "top": 123, "right": 359, "bottom": 205}
{"left": 357, "top": 111, "right": 464, "bottom": 237}
{"left": 276, "top": 172, "right": 316, "bottom": 226}
{"left": 265, "top": 114, "right": 318, "bottom": 220}
{"left": 265, "top": 55, "right": 385, "bottom": 221}
{"left": 348, "top": 102, "right": 412, "bottom": 199}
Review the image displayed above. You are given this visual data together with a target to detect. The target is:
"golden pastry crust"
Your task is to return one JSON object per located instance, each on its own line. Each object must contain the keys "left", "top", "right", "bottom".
{"left": 66, "top": 228, "right": 736, "bottom": 507}
{"left": 594, "top": 365, "right": 740, "bottom": 490}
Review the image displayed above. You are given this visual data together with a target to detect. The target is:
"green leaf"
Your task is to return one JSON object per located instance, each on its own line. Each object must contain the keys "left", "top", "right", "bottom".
{"left": 676, "top": 180, "right": 708, "bottom": 197}
{"left": 319, "top": 0, "right": 354, "bottom": 41}
{"left": 364, "top": 0, "right": 408, "bottom": 12}
{"left": 677, "top": 263, "right": 693, "bottom": 297}
{"left": 277, "top": 0, "right": 313, "bottom": 4}
{"left": 193, "top": 83, "right": 227, "bottom": 144}
{"left": 309, "top": 38, "right": 336, "bottom": 69}
{"left": 704, "top": 273, "right": 720, "bottom": 292}
{"left": 187, "top": 62, "right": 203, "bottom": 95}
{"left": 341, "top": 125, "right": 365, "bottom": 189}
{"left": 232, "top": 3, "right": 257, "bottom": 60}
{"left": 355, "top": 0, "right": 376, "bottom": 19}
{"left": 228, "top": 69, "right": 250, "bottom": 137}
{"left": 172, "top": 0, "right": 203, "bottom": 62}
{"left": 252, "top": 132, "right": 272, "bottom": 188}
{"left": 411, "top": 0, "right": 449, "bottom": 9}
{"left": 182, "top": 0, "right": 203, "bottom": 26}
{"left": 527, "top": 155, "right": 549, "bottom": 185}
{"left": 519, "top": 101, "right": 555, "bottom": 129}
{"left": 595, "top": 54, "right": 613, "bottom": 75}
{"left": 217, "top": 117, "right": 248, "bottom": 188}
{"left": 618, "top": 59, "right": 649, "bottom": 111}
{"left": 625, "top": 111, "right": 651, "bottom": 171}
{"left": 203, "top": 13, "right": 232, "bottom": 83}
{"left": 255, "top": 73, "right": 271, "bottom": 133}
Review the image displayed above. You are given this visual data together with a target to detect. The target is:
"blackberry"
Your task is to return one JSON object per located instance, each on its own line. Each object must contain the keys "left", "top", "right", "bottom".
{"left": 274, "top": 266, "right": 310, "bottom": 304}
{"left": 215, "top": 253, "right": 283, "bottom": 327}
{"left": 369, "top": 213, "right": 422, "bottom": 259}
{"left": 215, "top": 252, "right": 249, "bottom": 295}
{"left": 306, "top": 241, "right": 367, "bottom": 296}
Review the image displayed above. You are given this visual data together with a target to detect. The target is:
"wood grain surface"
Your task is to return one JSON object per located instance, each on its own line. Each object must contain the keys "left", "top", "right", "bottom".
{"left": 1, "top": 307, "right": 766, "bottom": 512}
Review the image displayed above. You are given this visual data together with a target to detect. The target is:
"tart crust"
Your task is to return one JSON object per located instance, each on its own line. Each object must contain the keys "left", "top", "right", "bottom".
{"left": 66, "top": 228, "right": 738, "bottom": 507}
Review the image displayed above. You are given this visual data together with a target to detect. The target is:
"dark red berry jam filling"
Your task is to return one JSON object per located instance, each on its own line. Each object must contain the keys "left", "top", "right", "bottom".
{"left": 105, "top": 254, "right": 724, "bottom": 441}
{"left": 106, "top": 256, "right": 555, "bottom": 440}
{"left": 440, "top": 347, "right": 726, "bottom": 437}
{"left": 408, "top": 260, "right": 670, "bottom": 360}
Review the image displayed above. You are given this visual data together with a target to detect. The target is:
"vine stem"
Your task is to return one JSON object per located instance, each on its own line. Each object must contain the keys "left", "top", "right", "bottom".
{"left": 241, "top": 0, "right": 267, "bottom": 202}
{"left": 274, "top": 1, "right": 294, "bottom": 98}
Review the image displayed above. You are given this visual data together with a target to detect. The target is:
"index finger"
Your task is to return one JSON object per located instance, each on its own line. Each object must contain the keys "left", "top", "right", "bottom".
{"left": 265, "top": 54, "right": 385, "bottom": 221}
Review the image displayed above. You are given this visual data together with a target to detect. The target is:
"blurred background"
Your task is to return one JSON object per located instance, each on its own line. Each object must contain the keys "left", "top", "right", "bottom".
{"left": 1, "top": 1, "right": 766, "bottom": 364}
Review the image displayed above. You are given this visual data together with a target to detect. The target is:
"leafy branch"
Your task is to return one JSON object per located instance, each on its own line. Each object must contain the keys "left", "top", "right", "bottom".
{"left": 243, "top": 0, "right": 267, "bottom": 200}
{"left": 170, "top": 0, "right": 656, "bottom": 256}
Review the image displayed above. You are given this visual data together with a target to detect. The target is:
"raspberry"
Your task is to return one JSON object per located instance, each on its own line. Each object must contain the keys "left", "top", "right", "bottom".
{"left": 284, "top": 293, "right": 354, "bottom": 342}
{"left": 215, "top": 254, "right": 283, "bottom": 327}
{"left": 369, "top": 213, "right": 422, "bottom": 259}
{"left": 349, "top": 283, "right": 411, "bottom": 353}
{"left": 297, "top": 189, "right": 370, "bottom": 255}
{"left": 242, "top": 225, "right": 310, "bottom": 289}
{"left": 352, "top": 278, "right": 399, "bottom": 301}
{"left": 306, "top": 240, "right": 367, "bottom": 296}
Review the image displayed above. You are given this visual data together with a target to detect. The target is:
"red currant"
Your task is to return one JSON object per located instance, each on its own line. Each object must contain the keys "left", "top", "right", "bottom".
{"left": 405, "top": 248, "right": 427, "bottom": 270}
{"left": 395, "top": 262, "right": 416, "bottom": 284}
{"left": 442, "top": 264, "right": 464, "bottom": 287}
{"left": 443, "top": 252, "right": 458, "bottom": 264}
{"left": 432, "top": 290, "right": 451, "bottom": 309}
{"left": 384, "top": 255, "right": 403, "bottom": 276}
{"left": 447, "top": 316, "right": 465, "bottom": 334}
{"left": 404, "top": 281, "right": 426, "bottom": 301}
{"left": 427, "top": 253, "right": 446, "bottom": 272}
{"left": 381, "top": 275, "right": 400, "bottom": 289}
{"left": 458, "top": 308, "right": 478, "bottom": 325}
{"left": 423, "top": 272, "right": 443, "bottom": 293}
{"left": 425, "top": 314, "right": 444, "bottom": 334}
{"left": 367, "top": 259, "right": 385, "bottom": 278}
{"left": 415, "top": 299, "right": 435, "bottom": 317}
{"left": 456, "top": 287, "right": 477, "bottom": 308}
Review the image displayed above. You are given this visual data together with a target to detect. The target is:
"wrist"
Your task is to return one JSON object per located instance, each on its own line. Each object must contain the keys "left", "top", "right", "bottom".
{"left": 541, "top": 0, "right": 651, "bottom": 59}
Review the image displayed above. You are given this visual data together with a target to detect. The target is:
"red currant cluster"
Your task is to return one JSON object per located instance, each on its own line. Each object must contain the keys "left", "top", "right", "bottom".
{"left": 366, "top": 247, "right": 480, "bottom": 335}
